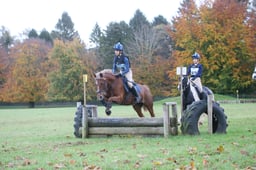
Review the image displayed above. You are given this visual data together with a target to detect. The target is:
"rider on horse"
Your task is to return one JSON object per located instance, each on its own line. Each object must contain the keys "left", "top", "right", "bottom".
{"left": 187, "top": 52, "right": 203, "bottom": 100}
{"left": 112, "top": 42, "right": 141, "bottom": 103}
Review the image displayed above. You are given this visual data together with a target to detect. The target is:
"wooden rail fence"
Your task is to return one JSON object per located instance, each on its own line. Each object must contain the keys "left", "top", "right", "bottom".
{"left": 81, "top": 102, "right": 178, "bottom": 138}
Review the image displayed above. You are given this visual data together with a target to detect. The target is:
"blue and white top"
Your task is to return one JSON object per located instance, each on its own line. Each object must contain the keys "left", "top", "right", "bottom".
{"left": 112, "top": 54, "right": 130, "bottom": 75}
{"left": 187, "top": 63, "right": 203, "bottom": 79}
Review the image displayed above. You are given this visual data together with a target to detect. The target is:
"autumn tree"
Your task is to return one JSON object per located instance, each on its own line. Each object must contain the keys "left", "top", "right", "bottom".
{"left": 169, "top": 0, "right": 256, "bottom": 94}
{"left": 0, "top": 47, "right": 8, "bottom": 100}
{"left": 48, "top": 39, "right": 90, "bottom": 101}
{"left": 2, "top": 39, "right": 51, "bottom": 106}
{"left": 133, "top": 56, "right": 172, "bottom": 97}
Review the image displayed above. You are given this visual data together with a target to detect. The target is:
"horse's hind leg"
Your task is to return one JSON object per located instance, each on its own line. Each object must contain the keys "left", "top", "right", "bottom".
{"left": 133, "top": 104, "right": 144, "bottom": 117}
{"left": 148, "top": 106, "right": 155, "bottom": 117}
{"left": 145, "top": 103, "right": 155, "bottom": 117}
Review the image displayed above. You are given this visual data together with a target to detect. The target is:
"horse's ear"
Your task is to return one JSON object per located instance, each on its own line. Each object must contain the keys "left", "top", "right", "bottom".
{"left": 93, "top": 73, "right": 96, "bottom": 78}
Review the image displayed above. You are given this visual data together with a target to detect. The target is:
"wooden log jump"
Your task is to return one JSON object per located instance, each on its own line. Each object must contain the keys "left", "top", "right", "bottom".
{"left": 81, "top": 102, "right": 178, "bottom": 138}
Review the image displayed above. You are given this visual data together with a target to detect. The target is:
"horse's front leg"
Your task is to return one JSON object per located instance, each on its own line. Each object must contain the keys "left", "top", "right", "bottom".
{"left": 108, "top": 95, "right": 123, "bottom": 104}
{"left": 100, "top": 99, "right": 112, "bottom": 116}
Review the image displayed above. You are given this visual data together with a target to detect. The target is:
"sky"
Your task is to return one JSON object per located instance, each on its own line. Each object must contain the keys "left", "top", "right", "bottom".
{"left": 0, "top": 0, "right": 183, "bottom": 47}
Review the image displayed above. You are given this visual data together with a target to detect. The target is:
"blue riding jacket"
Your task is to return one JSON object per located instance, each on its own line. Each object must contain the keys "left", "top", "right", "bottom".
{"left": 187, "top": 63, "right": 203, "bottom": 79}
{"left": 112, "top": 54, "right": 130, "bottom": 75}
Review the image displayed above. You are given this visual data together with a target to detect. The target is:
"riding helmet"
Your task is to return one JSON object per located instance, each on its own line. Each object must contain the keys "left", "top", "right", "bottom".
{"left": 192, "top": 52, "right": 200, "bottom": 59}
{"left": 113, "top": 42, "right": 123, "bottom": 51}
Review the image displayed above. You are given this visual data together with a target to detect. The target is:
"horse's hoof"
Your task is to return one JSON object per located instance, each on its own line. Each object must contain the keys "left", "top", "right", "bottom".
{"left": 106, "top": 110, "right": 111, "bottom": 116}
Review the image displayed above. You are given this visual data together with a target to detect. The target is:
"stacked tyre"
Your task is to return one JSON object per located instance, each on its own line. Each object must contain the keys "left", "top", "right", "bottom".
{"left": 73, "top": 105, "right": 83, "bottom": 138}
{"left": 180, "top": 100, "right": 228, "bottom": 135}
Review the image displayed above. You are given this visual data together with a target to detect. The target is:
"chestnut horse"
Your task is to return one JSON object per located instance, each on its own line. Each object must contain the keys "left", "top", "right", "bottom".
{"left": 94, "top": 69, "right": 155, "bottom": 117}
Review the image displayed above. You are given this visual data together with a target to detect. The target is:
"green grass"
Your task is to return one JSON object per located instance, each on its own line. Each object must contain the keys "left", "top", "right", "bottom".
{"left": 0, "top": 99, "right": 256, "bottom": 170}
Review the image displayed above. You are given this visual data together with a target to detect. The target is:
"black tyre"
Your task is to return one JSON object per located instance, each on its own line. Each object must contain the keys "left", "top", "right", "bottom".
{"left": 73, "top": 105, "right": 83, "bottom": 138}
{"left": 181, "top": 100, "right": 227, "bottom": 135}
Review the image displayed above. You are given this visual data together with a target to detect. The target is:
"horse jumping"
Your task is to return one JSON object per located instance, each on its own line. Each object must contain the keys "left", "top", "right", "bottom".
{"left": 94, "top": 69, "right": 155, "bottom": 117}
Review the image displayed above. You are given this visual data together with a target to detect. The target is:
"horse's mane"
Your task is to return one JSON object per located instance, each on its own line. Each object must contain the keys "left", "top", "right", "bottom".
{"left": 95, "top": 69, "right": 116, "bottom": 80}
{"left": 95, "top": 69, "right": 112, "bottom": 78}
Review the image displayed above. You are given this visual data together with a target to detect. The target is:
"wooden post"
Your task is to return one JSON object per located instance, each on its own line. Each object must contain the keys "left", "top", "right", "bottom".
{"left": 180, "top": 73, "right": 184, "bottom": 117}
{"left": 83, "top": 74, "right": 87, "bottom": 106}
{"left": 82, "top": 74, "right": 88, "bottom": 138}
{"left": 164, "top": 102, "right": 178, "bottom": 135}
{"left": 163, "top": 103, "right": 170, "bottom": 138}
{"left": 82, "top": 106, "right": 88, "bottom": 138}
{"left": 207, "top": 94, "right": 213, "bottom": 134}
{"left": 176, "top": 66, "right": 186, "bottom": 117}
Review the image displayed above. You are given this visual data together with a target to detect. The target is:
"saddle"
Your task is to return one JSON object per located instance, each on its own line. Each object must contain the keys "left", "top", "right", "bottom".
{"left": 121, "top": 76, "right": 140, "bottom": 95}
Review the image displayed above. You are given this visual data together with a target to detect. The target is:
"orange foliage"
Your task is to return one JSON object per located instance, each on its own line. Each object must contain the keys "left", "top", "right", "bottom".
{"left": 169, "top": 0, "right": 256, "bottom": 94}
{"left": 1, "top": 39, "right": 51, "bottom": 102}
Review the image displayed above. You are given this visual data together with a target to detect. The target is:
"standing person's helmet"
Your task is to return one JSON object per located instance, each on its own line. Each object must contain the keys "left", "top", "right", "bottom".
{"left": 192, "top": 52, "right": 200, "bottom": 59}
{"left": 113, "top": 42, "right": 123, "bottom": 51}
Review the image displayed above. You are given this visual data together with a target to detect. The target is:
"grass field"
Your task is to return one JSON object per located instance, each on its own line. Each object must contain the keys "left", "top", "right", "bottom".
{"left": 0, "top": 97, "right": 256, "bottom": 170}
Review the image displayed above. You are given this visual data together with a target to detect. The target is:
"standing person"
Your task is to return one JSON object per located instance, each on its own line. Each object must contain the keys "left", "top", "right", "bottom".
{"left": 187, "top": 52, "right": 203, "bottom": 99}
{"left": 112, "top": 42, "right": 141, "bottom": 103}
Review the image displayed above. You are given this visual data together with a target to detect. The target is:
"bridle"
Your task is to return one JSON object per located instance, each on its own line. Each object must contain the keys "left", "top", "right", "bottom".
{"left": 95, "top": 77, "right": 108, "bottom": 100}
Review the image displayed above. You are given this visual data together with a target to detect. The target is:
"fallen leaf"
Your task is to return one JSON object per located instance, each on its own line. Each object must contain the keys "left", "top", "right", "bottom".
{"left": 153, "top": 160, "right": 163, "bottom": 166}
{"left": 231, "top": 142, "right": 239, "bottom": 146}
{"left": 22, "top": 159, "right": 31, "bottom": 166}
{"left": 84, "top": 165, "right": 101, "bottom": 170}
{"left": 100, "top": 149, "right": 108, "bottom": 153}
{"left": 167, "top": 157, "right": 177, "bottom": 164}
{"left": 64, "top": 153, "right": 72, "bottom": 157}
{"left": 217, "top": 145, "right": 224, "bottom": 153}
{"left": 188, "top": 147, "right": 197, "bottom": 154}
{"left": 190, "top": 160, "right": 197, "bottom": 170}
{"left": 134, "top": 161, "right": 140, "bottom": 169}
{"left": 79, "top": 152, "right": 86, "bottom": 157}
{"left": 69, "top": 159, "right": 76, "bottom": 165}
{"left": 82, "top": 160, "right": 88, "bottom": 167}
{"left": 54, "top": 163, "right": 65, "bottom": 169}
{"left": 203, "top": 159, "right": 208, "bottom": 167}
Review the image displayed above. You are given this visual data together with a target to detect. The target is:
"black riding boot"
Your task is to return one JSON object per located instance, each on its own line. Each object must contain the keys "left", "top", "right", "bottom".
{"left": 131, "top": 86, "right": 141, "bottom": 103}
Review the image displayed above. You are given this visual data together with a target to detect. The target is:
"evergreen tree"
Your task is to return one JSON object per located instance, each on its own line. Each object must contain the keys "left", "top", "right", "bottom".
{"left": 98, "top": 21, "right": 131, "bottom": 69}
{"left": 39, "top": 29, "right": 53, "bottom": 45}
{"left": 152, "top": 15, "right": 169, "bottom": 26}
{"left": 0, "top": 26, "right": 14, "bottom": 52}
{"left": 51, "top": 12, "right": 79, "bottom": 42}
{"left": 129, "top": 9, "right": 150, "bottom": 32}
{"left": 89, "top": 23, "right": 102, "bottom": 47}
{"left": 28, "top": 29, "right": 38, "bottom": 39}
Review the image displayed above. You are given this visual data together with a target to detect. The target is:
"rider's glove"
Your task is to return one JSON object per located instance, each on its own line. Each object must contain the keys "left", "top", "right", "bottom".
{"left": 115, "top": 73, "right": 122, "bottom": 77}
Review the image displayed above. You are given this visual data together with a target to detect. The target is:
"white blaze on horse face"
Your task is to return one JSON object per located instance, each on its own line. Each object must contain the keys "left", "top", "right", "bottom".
{"left": 95, "top": 79, "right": 100, "bottom": 93}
